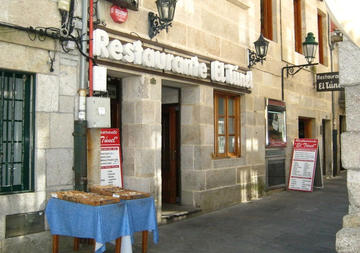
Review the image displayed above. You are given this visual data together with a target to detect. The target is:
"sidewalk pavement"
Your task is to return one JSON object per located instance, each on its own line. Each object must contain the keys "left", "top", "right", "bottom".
{"left": 133, "top": 171, "right": 348, "bottom": 253}
{"left": 61, "top": 171, "right": 348, "bottom": 253}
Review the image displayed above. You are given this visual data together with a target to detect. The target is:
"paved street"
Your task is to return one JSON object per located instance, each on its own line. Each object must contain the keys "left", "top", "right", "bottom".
{"left": 59, "top": 172, "right": 348, "bottom": 253}
{"left": 132, "top": 172, "right": 348, "bottom": 253}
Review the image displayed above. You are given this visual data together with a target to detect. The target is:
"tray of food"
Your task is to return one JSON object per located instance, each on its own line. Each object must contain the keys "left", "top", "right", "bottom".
{"left": 51, "top": 190, "right": 121, "bottom": 206}
{"left": 89, "top": 185, "right": 151, "bottom": 200}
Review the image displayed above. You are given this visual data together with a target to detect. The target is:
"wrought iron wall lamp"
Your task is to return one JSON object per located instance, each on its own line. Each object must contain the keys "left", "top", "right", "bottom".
{"left": 148, "top": 0, "right": 177, "bottom": 39}
{"left": 281, "top": 32, "right": 319, "bottom": 100}
{"left": 248, "top": 34, "right": 269, "bottom": 68}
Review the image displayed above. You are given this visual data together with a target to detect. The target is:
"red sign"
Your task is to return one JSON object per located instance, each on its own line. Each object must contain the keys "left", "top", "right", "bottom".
{"left": 110, "top": 5, "right": 128, "bottom": 24}
{"left": 100, "top": 128, "right": 123, "bottom": 187}
{"left": 288, "top": 138, "right": 318, "bottom": 192}
{"left": 100, "top": 128, "right": 120, "bottom": 145}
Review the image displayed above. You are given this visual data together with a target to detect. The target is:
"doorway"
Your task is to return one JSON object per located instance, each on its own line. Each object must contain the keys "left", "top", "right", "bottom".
{"left": 298, "top": 117, "right": 314, "bottom": 138}
{"left": 161, "top": 104, "right": 180, "bottom": 204}
{"left": 322, "top": 119, "right": 332, "bottom": 176}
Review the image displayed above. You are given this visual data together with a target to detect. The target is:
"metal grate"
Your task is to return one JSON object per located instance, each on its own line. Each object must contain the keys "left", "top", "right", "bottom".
{"left": 0, "top": 70, "right": 34, "bottom": 193}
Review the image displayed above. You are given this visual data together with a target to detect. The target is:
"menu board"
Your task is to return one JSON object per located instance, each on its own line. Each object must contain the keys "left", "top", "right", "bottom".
{"left": 100, "top": 128, "right": 123, "bottom": 187}
{"left": 288, "top": 138, "right": 318, "bottom": 192}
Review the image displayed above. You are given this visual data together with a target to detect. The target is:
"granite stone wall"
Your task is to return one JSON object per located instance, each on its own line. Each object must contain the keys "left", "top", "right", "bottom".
{"left": 336, "top": 37, "right": 360, "bottom": 253}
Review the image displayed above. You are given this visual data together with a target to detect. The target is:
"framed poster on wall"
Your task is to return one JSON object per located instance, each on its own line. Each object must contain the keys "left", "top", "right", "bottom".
{"left": 266, "top": 99, "right": 287, "bottom": 147}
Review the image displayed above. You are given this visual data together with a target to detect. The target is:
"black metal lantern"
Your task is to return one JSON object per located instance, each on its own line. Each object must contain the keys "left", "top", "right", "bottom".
{"left": 248, "top": 34, "right": 269, "bottom": 68}
{"left": 302, "top": 32, "right": 318, "bottom": 64}
{"left": 149, "top": 0, "right": 177, "bottom": 39}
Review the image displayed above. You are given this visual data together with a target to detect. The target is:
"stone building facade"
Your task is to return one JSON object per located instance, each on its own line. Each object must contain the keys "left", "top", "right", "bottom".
{"left": 0, "top": 0, "right": 344, "bottom": 251}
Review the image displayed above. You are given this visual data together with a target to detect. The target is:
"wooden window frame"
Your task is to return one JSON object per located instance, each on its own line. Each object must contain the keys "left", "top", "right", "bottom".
{"left": 214, "top": 91, "right": 241, "bottom": 158}
{"left": 261, "top": 0, "right": 273, "bottom": 40}
{"left": 317, "top": 12, "right": 324, "bottom": 65}
{"left": 294, "top": 0, "right": 302, "bottom": 54}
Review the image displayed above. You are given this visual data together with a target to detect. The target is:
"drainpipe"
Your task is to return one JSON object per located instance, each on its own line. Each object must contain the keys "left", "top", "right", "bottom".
{"left": 74, "top": 0, "right": 88, "bottom": 191}
{"left": 328, "top": 15, "right": 337, "bottom": 177}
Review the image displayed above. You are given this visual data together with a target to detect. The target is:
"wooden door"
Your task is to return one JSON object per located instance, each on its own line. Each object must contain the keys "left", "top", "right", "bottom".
{"left": 161, "top": 104, "right": 179, "bottom": 204}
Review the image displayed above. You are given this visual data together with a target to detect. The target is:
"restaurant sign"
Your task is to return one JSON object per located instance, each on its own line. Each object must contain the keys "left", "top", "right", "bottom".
{"left": 93, "top": 29, "right": 253, "bottom": 89}
{"left": 316, "top": 72, "right": 343, "bottom": 91}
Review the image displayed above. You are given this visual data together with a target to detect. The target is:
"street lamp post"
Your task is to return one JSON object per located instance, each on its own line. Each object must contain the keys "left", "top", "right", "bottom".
{"left": 281, "top": 32, "right": 319, "bottom": 100}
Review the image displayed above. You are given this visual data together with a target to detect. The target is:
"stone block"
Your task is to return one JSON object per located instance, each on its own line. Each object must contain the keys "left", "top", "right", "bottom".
{"left": 343, "top": 213, "right": 360, "bottom": 228}
{"left": 59, "top": 64, "right": 77, "bottom": 96}
{"left": 198, "top": 105, "right": 213, "bottom": 125}
{"left": 46, "top": 149, "right": 73, "bottom": 187}
{"left": 200, "top": 125, "right": 214, "bottom": 145}
{"left": 122, "top": 147, "right": 135, "bottom": 176}
{"left": 36, "top": 74, "right": 59, "bottom": 112}
{"left": 206, "top": 168, "right": 236, "bottom": 189}
{"left": 122, "top": 76, "right": 149, "bottom": 101}
{"left": 213, "top": 157, "right": 245, "bottom": 169}
{"left": 194, "top": 146, "right": 213, "bottom": 170}
{"left": 336, "top": 227, "right": 360, "bottom": 253}
{"left": 348, "top": 170, "right": 360, "bottom": 213}
{"left": 50, "top": 113, "right": 74, "bottom": 148}
{"left": 181, "top": 170, "right": 206, "bottom": 191}
{"left": 122, "top": 102, "right": 136, "bottom": 124}
{"left": 35, "top": 113, "right": 50, "bottom": 149}
{"left": 59, "top": 96, "right": 74, "bottom": 113}
{"left": 339, "top": 39, "right": 360, "bottom": 86}
{"left": 187, "top": 26, "right": 221, "bottom": 57}
{"left": 181, "top": 190, "right": 194, "bottom": 206}
{"left": 35, "top": 149, "right": 46, "bottom": 192}
{"left": 193, "top": 185, "right": 242, "bottom": 211}
{"left": 124, "top": 176, "right": 154, "bottom": 195}
{"left": 181, "top": 125, "right": 200, "bottom": 145}
{"left": 149, "top": 77, "right": 161, "bottom": 101}
{"left": 135, "top": 101, "right": 156, "bottom": 124}
{"left": 220, "top": 39, "right": 246, "bottom": 66}
{"left": 200, "top": 86, "right": 213, "bottom": 107}
{"left": 341, "top": 132, "right": 360, "bottom": 170}
{"left": 181, "top": 86, "right": 200, "bottom": 105}
{"left": 181, "top": 105, "right": 193, "bottom": 125}
{"left": 345, "top": 86, "right": 360, "bottom": 131}
{"left": 181, "top": 145, "right": 194, "bottom": 170}
{"left": 135, "top": 149, "right": 156, "bottom": 177}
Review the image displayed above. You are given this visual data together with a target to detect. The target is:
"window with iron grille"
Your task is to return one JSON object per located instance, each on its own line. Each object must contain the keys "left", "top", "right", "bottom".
{"left": 0, "top": 70, "right": 35, "bottom": 194}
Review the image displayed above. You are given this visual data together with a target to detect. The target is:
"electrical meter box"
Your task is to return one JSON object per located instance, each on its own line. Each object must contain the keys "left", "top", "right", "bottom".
{"left": 86, "top": 97, "right": 111, "bottom": 128}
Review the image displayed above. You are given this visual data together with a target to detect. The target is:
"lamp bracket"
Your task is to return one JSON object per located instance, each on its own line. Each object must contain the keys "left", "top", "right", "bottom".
{"left": 248, "top": 49, "right": 266, "bottom": 68}
{"left": 148, "top": 12, "right": 172, "bottom": 39}
{"left": 284, "top": 63, "right": 318, "bottom": 78}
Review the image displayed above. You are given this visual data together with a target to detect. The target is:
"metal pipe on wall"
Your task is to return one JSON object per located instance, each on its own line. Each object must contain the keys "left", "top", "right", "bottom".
{"left": 74, "top": 0, "right": 89, "bottom": 191}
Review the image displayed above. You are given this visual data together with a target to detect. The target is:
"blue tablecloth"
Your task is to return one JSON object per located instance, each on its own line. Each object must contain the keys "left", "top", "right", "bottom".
{"left": 45, "top": 197, "right": 158, "bottom": 253}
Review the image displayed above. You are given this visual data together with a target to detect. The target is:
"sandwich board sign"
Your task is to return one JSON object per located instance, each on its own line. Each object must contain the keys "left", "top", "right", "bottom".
{"left": 288, "top": 138, "right": 320, "bottom": 192}
{"left": 100, "top": 128, "right": 123, "bottom": 187}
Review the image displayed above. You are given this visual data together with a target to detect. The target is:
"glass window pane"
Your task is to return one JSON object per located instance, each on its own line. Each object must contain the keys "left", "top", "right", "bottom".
{"left": 15, "top": 78, "right": 24, "bottom": 100}
{"left": 218, "top": 117, "right": 225, "bottom": 134}
{"left": 14, "top": 143, "right": 22, "bottom": 163}
{"left": 218, "top": 136, "right": 225, "bottom": 153}
{"left": 13, "top": 164, "right": 22, "bottom": 185}
{"left": 228, "top": 118, "right": 234, "bottom": 134}
{"left": 14, "top": 122, "right": 22, "bottom": 142}
{"left": 15, "top": 101, "right": 23, "bottom": 121}
{"left": 228, "top": 136, "right": 235, "bottom": 153}
{"left": 228, "top": 99, "right": 234, "bottom": 116}
{"left": 218, "top": 97, "right": 225, "bottom": 115}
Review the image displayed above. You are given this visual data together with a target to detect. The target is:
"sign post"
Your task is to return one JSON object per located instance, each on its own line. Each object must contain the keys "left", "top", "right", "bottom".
{"left": 100, "top": 128, "right": 123, "bottom": 187}
{"left": 288, "top": 138, "right": 319, "bottom": 192}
